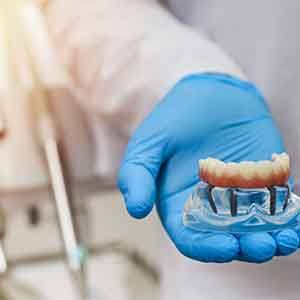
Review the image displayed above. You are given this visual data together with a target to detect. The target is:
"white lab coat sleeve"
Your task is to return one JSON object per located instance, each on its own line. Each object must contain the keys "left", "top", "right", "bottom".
{"left": 45, "top": 0, "right": 245, "bottom": 178}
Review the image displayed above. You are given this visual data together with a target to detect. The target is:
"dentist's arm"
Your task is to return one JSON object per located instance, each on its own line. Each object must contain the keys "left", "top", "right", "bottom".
{"left": 45, "top": 0, "right": 244, "bottom": 177}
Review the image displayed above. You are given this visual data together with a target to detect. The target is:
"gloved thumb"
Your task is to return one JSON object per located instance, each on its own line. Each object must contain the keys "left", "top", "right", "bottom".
{"left": 118, "top": 162, "right": 157, "bottom": 218}
{"left": 118, "top": 130, "right": 167, "bottom": 218}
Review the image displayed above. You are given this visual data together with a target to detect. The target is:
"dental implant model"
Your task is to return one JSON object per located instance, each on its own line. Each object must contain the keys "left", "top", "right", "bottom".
{"left": 183, "top": 153, "right": 300, "bottom": 233}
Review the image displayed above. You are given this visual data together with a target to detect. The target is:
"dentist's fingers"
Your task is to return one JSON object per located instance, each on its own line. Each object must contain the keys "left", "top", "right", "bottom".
{"left": 118, "top": 120, "right": 170, "bottom": 219}
{"left": 239, "top": 233, "right": 277, "bottom": 263}
{"left": 174, "top": 228, "right": 240, "bottom": 263}
{"left": 275, "top": 229, "right": 299, "bottom": 256}
{"left": 118, "top": 163, "right": 156, "bottom": 219}
{"left": 158, "top": 189, "right": 240, "bottom": 263}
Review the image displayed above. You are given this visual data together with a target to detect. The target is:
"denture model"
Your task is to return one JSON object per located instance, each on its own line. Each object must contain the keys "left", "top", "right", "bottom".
{"left": 199, "top": 153, "right": 290, "bottom": 189}
{"left": 183, "top": 153, "right": 300, "bottom": 233}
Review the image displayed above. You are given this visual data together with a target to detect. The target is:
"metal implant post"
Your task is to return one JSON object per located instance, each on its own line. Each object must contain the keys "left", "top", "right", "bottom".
{"left": 267, "top": 187, "right": 277, "bottom": 215}
{"left": 283, "top": 185, "right": 290, "bottom": 211}
{"left": 207, "top": 185, "right": 238, "bottom": 216}
{"left": 207, "top": 185, "right": 218, "bottom": 214}
{"left": 229, "top": 189, "right": 237, "bottom": 217}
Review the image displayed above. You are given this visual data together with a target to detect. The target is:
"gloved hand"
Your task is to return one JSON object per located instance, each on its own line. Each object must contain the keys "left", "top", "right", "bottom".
{"left": 118, "top": 73, "right": 299, "bottom": 263}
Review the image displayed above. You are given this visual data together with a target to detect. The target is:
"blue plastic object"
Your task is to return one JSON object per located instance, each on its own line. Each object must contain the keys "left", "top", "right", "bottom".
{"left": 184, "top": 182, "right": 300, "bottom": 233}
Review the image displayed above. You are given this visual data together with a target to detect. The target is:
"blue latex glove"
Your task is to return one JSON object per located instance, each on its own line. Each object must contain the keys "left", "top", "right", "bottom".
{"left": 118, "top": 73, "right": 300, "bottom": 263}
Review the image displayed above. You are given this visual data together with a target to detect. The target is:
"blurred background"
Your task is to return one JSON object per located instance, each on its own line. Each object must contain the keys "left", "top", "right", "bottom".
{"left": 0, "top": 1, "right": 164, "bottom": 299}
{"left": 4, "top": 189, "right": 162, "bottom": 300}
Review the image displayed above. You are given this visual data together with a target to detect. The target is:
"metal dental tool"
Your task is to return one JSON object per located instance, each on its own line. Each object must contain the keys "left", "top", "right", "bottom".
{"left": 0, "top": 0, "right": 91, "bottom": 297}
{"left": 19, "top": 3, "right": 90, "bottom": 298}
{"left": 29, "top": 65, "right": 90, "bottom": 300}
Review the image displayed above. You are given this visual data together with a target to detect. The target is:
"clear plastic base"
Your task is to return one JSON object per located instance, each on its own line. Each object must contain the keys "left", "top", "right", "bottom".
{"left": 183, "top": 182, "right": 300, "bottom": 233}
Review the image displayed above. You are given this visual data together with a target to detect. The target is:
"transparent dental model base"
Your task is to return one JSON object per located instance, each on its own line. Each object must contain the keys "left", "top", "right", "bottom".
{"left": 183, "top": 182, "right": 300, "bottom": 233}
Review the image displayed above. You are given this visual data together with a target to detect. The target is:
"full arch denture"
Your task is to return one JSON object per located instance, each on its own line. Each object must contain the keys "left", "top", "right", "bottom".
{"left": 199, "top": 153, "right": 290, "bottom": 189}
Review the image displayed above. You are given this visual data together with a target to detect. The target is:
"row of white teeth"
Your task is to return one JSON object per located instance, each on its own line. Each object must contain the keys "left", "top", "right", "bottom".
{"left": 199, "top": 153, "right": 289, "bottom": 179}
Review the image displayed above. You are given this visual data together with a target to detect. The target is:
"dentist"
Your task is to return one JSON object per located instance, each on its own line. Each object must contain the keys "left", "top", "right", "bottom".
{"left": 46, "top": 1, "right": 300, "bottom": 299}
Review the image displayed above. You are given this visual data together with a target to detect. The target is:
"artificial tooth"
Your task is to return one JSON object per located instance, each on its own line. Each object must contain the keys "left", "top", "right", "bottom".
{"left": 215, "top": 161, "right": 226, "bottom": 177}
{"left": 279, "top": 154, "right": 290, "bottom": 171}
{"left": 207, "top": 158, "right": 218, "bottom": 173}
{"left": 199, "top": 159, "right": 205, "bottom": 171}
{"left": 256, "top": 161, "right": 273, "bottom": 178}
{"left": 226, "top": 162, "right": 239, "bottom": 177}
{"left": 240, "top": 162, "right": 256, "bottom": 180}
